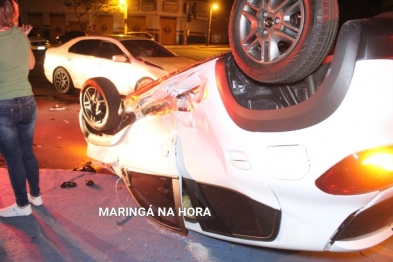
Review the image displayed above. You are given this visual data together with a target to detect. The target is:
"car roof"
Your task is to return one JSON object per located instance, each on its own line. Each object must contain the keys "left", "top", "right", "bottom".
{"left": 59, "top": 35, "right": 172, "bottom": 55}
{"left": 60, "top": 35, "right": 154, "bottom": 45}
{"left": 127, "top": 32, "right": 153, "bottom": 35}
{"left": 85, "top": 34, "right": 153, "bottom": 41}
{"left": 104, "top": 34, "right": 147, "bottom": 39}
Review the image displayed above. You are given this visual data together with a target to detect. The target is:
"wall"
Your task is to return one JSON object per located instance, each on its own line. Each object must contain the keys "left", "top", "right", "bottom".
{"left": 18, "top": 0, "right": 230, "bottom": 45}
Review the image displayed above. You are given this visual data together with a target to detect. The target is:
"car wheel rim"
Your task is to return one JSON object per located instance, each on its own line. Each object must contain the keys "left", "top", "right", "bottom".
{"left": 136, "top": 78, "right": 153, "bottom": 89}
{"left": 238, "top": 0, "right": 305, "bottom": 64}
{"left": 54, "top": 71, "right": 69, "bottom": 91}
{"left": 82, "top": 86, "right": 108, "bottom": 124}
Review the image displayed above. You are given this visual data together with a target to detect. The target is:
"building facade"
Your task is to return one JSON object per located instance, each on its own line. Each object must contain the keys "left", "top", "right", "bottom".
{"left": 18, "top": 0, "right": 230, "bottom": 45}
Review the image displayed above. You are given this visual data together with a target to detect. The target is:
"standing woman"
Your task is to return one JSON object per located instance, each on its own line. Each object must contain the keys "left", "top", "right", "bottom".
{"left": 0, "top": 0, "right": 42, "bottom": 217}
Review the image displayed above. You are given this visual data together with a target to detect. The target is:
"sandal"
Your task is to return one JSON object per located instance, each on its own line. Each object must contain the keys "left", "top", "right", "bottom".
{"left": 61, "top": 181, "right": 77, "bottom": 188}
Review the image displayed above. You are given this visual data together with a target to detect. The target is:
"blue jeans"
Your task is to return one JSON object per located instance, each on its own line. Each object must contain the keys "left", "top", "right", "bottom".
{"left": 0, "top": 95, "right": 39, "bottom": 207}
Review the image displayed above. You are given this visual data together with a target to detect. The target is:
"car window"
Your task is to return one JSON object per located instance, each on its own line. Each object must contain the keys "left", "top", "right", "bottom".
{"left": 27, "top": 30, "right": 40, "bottom": 38}
{"left": 135, "top": 33, "right": 150, "bottom": 38}
{"left": 127, "top": 32, "right": 152, "bottom": 38}
{"left": 121, "top": 40, "right": 175, "bottom": 58}
{"left": 71, "top": 31, "right": 84, "bottom": 37}
{"left": 69, "top": 40, "right": 100, "bottom": 56}
{"left": 27, "top": 32, "right": 36, "bottom": 37}
{"left": 97, "top": 41, "right": 124, "bottom": 60}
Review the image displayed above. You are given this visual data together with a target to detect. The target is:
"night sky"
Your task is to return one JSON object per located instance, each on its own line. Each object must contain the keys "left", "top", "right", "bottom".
{"left": 213, "top": 0, "right": 389, "bottom": 25}
{"left": 212, "top": 0, "right": 389, "bottom": 15}
{"left": 338, "top": 0, "right": 388, "bottom": 25}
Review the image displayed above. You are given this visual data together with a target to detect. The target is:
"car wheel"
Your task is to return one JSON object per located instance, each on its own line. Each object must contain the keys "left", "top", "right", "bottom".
{"left": 53, "top": 68, "right": 75, "bottom": 94}
{"left": 80, "top": 78, "right": 121, "bottom": 132}
{"left": 229, "top": 0, "right": 338, "bottom": 84}
{"left": 135, "top": 77, "right": 154, "bottom": 90}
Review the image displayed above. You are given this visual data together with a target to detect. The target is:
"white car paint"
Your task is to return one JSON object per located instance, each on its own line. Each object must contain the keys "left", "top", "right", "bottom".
{"left": 82, "top": 56, "right": 393, "bottom": 251}
{"left": 80, "top": 16, "right": 393, "bottom": 252}
{"left": 44, "top": 36, "right": 195, "bottom": 95}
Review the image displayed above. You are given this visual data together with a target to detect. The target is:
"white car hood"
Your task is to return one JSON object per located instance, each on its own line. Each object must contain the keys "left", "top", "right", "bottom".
{"left": 140, "top": 56, "right": 195, "bottom": 73}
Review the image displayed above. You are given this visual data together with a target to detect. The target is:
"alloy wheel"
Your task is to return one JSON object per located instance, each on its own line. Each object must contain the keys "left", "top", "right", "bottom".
{"left": 239, "top": 0, "right": 305, "bottom": 64}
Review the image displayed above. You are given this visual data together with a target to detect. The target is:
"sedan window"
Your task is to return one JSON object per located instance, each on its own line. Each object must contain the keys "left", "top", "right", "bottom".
{"left": 97, "top": 42, "right": 124, "bottom": 60}
{"left": 121, "top": 40, "right": 175, "bottom": 58}
{"left": 69, "top": 40, "right": 100, "bottom": 56}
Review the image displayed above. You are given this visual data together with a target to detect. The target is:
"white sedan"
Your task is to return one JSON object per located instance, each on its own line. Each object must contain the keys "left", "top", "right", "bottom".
{"left": 43, "top": 35, "right": 195, "bottom": 95}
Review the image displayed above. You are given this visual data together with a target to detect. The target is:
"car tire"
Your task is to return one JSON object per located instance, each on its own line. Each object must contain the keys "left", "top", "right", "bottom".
{"left": 53, "top": 68, "right": 75, "bottom": 94}
{"left": 135, "top": 77, "right": 154, "bottom": 90}
{"left": 229, "top": 0, "right": 338, "bottom": 84}
{"left": 80, "top": 78, "right": 121, "bottom": 132}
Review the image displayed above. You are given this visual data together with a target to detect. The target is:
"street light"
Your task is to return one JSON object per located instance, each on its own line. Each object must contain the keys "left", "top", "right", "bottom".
{"left": 120, "top": 0, "right": 128, "bottom": 34}
{"left": 206, "top": 3, "right": 218, "bottom": 46}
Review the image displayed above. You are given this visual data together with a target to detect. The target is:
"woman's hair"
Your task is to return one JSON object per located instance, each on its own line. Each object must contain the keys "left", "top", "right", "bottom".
{"left": 0, "top": 0, "right": 17, "bottom": 28}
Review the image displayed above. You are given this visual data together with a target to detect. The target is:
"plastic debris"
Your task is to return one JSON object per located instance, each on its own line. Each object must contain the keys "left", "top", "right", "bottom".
{"left": 80, "top": 164, "right": 96, "bottom": 173}
{"left": 50, "top": 104, "right": 68, "bottom": 111}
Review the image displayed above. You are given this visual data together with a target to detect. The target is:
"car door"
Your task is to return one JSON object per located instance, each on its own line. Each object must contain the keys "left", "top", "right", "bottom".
{"left": 94, "top": 40, "right": 169, "bottom": 96}
{"left": 66, "top": 39, "right": 100, "bottom": 88}
{"left": 93, "top": 41, "right": 140, "bottom": 95}
{"left": 118, "top": 88, "right": 184, "bottom": 232}
{"left": 173, "top": 60, "right": 282, "bottom": 240}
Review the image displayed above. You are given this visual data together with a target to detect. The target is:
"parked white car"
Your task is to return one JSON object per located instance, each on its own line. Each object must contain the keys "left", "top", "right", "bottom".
{"left": 43, "top": 35, "right": 195, "bottom": 94}
{"left": 125, "top": 31, "right": 155, "bottom": 41}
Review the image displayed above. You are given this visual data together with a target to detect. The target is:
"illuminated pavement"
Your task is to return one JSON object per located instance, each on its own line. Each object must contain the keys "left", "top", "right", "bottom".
{"left": 0, "top": 96, "right": 392, "bottom": 261}
{"left": 0, "top": 168, "right": 392, "bottom": 262}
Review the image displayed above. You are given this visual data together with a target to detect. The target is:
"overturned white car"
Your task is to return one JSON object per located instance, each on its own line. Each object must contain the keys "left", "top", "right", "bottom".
{"left": 79, "top": 0, "right": 393, "bottom": 252}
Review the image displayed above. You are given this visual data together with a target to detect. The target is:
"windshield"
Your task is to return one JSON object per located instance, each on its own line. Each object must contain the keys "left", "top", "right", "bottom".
{"left": 27, "top": 30, "right": 40, "bottom": 37}
{"left": 121, "top": 40, "right": 175, "bottom": 58}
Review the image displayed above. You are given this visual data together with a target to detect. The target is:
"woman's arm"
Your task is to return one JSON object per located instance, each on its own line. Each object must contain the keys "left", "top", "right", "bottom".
{"left": 21, "top": 25, "right": 35, "bottom": 70}
{"left": 28, "top": 49, "right": 35, "bottom": 70}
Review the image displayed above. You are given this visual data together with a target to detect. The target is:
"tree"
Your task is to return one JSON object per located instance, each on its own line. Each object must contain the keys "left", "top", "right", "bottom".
{"left": 57, "top": 0, "right": 121, "bottom": 31}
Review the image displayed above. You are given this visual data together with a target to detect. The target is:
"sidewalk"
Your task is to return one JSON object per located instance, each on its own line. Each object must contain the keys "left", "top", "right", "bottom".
{"left": 1, "top": 167, "right": 392, "bottom": 262}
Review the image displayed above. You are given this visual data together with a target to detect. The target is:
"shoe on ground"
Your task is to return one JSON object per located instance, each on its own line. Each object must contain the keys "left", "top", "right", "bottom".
{"left": 0, "top": 203, "right": 32, "bottom": 217}
{"left": 28, "top": 194, "right": 43, "bottom": 206}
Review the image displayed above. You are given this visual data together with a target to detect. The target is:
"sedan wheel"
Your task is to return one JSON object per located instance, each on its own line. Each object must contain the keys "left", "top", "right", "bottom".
{"left": 53, "top": 68, "right": 75, "bottom": 94}
{"left": 135, "top": 77, "right": 154, "bottom": 90}
{"left": 229, "top": 0, "right": 338, "bottom": 84}
{"left": 81, "top": 78, "right": 121, "bottom": 132}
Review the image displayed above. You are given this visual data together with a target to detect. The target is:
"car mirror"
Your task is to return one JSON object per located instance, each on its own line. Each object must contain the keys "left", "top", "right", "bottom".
{"left": 112, "top": 55, "right": 128, "bottom": 62}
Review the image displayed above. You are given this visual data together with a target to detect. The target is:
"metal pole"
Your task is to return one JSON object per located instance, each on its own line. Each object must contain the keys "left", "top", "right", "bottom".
{"left": 124, "top": 0, "right": 128, "bottom": 34}
{"left": 206, "top": 6, "right": 212, "bottom": 46}
{"left": 184, "top": 1, "right": 189, "bottom": 45}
